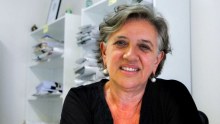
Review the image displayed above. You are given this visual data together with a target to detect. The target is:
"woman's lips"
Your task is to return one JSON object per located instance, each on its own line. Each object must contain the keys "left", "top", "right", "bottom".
{"left": 120, "top": 66, "right": 140, "bottom": 72}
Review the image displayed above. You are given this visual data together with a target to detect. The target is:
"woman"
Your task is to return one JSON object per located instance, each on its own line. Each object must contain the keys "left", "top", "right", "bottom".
{"left": 60, "top": 4, "right": 202, "bottom": 124}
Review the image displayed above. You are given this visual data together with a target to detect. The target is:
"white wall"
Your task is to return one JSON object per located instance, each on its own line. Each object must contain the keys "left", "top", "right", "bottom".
{"left": 0, "top": 0, "right": 84, "bottom": 124}
{"left": 191, "top": 0, "right": 220, "bottom": 124}
{"left": 0, "top": 0, "right": 50, "bottom": 124}
{"left": 155, "top": 0, "right": 191, "bottom": 92}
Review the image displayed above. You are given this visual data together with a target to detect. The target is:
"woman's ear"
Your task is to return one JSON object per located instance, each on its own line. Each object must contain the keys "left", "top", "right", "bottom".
{"left": 100, "top": 42, "right": 107, "bottom": 63}
{"left": 153, "top": 51, "right": 164, "bottom": 73}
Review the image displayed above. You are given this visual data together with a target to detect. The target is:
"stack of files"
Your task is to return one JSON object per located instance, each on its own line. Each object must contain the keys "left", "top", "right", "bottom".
{"left": 32, "top": 34, "right": 64, "bottom": 62}
{"left": 34, "top": 80, "right": 63, "bottom": 95}
{"left": 74, "top": 57, "right": 106, "bottom": 86}
{"left": 74, "top": 25, "right": 106, "bottom": 86}
{"left": 76, "top": 25, "right": 99, "bottom": 52}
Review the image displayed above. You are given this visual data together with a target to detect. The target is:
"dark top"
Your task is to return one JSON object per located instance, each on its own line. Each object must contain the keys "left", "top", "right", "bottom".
{"left": 60, "top": 78, "right": 202, "bottom": 124}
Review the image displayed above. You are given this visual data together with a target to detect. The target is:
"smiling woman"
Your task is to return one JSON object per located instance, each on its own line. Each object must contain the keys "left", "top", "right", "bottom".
{"left": 60, "top": 4, "right": 203, "bottom": 124}
{"left": 100, "top": 19, "right": 162, "bottom": 91}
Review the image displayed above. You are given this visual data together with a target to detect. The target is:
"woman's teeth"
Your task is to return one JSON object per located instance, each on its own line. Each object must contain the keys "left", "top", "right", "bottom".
{"left": 121, "top": 67, "right": 138, "bottom": 72}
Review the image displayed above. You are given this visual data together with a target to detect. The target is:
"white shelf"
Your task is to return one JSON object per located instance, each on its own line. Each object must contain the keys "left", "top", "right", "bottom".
{"left": 30, "top": 56, "right": 64, "bottom": 69}
{"left": 30, "top": 15, "right": 65, "bottom": 41}
{"left": 25, "top": 120, "right": 59, "bottom": 124}
{"left": 82, "top": 0, "right": 130, "bottom": 13}
{"left": 81, "top": 0, "right": 131, "bottom": 26}
{"left": 28, "top": 93, "right": 62, "bottom": 101}
{"left": 26, "top": 13, "right": 81, "bottom": 124}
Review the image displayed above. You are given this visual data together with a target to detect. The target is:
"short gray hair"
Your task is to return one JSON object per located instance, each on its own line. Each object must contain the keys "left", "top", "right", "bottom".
{"left": 98, "top": 4, "right": 172, "bottom": 77}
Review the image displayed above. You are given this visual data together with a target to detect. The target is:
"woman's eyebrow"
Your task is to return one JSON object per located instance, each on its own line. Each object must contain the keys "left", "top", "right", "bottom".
{"left": 116, "top": 36, "right": 127, "bottom": 39}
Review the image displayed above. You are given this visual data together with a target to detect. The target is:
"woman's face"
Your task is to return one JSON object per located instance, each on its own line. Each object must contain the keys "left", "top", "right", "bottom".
{"left": 101, "top": 19, "right": 164, "bottom": 89}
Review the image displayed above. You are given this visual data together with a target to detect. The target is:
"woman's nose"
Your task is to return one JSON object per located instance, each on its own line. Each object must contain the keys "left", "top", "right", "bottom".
{"left": 123, "top": 46, "right": 138, "bottom": 62}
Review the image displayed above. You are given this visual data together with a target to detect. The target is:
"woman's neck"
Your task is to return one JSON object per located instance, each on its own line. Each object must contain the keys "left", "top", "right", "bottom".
{"left": 105, "top": 80, "right": 145, "bottom": 107}
{"left": 104, "top": 81, "right": 145, "bottom": 124}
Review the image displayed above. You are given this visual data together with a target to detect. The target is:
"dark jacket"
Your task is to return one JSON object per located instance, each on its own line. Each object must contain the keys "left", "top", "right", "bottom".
{"left": 60, "top": 78, "right": 202, "bottom": 124}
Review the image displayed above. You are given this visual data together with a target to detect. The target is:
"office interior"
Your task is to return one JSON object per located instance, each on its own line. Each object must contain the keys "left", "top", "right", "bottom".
{"left": 0, "top": 0, "right": 219, "bottom": 124}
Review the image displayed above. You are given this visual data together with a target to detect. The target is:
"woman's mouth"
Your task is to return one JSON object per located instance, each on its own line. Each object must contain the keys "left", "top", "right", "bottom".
{"left": 120, "top": 66, "right": 139, "bottom": 72}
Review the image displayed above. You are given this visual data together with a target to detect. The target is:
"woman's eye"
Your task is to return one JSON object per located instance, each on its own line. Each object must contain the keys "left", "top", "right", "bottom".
{"left": 139, "top": 44, "right": 151, "bottom": 52}
{"left": 114, "top": 40, "right": 127, "bottom": 47}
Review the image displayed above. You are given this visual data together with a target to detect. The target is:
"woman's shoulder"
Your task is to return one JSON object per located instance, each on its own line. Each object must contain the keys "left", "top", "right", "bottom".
{"left": 61, "top": 79, "right": 109, "bottom": 124}
{"left": 148, "top": 78, "right": 191, "bottom": 99}
{"left": 148, "top": 79, "right": 201, "bottom": 123}
{"left": 153, "top": 78, "right": 189, "bottom": 91}
{"left": 68, "top": 79, "right": 108, "bottom": 99}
